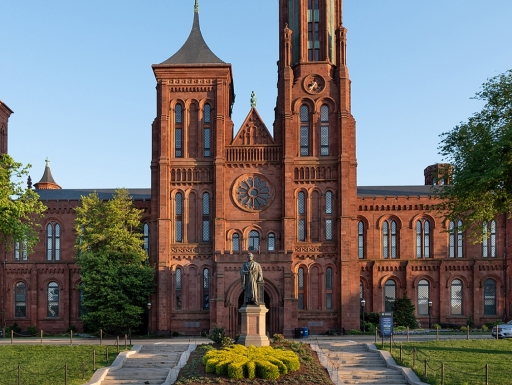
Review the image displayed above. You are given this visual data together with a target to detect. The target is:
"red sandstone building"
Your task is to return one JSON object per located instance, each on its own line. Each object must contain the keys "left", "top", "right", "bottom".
{"left": 1, "top": 1, "right": 509, "bottom": 336}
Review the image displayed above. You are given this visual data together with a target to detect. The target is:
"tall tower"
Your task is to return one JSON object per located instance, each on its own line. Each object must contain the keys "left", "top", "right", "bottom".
{"left": 0, "top": 100, "right": 13, "bottom": 155}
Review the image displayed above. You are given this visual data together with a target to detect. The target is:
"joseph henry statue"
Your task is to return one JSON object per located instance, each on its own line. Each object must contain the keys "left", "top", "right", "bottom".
{"left": 240, "top": 253, "right": 263, "bottom": 305}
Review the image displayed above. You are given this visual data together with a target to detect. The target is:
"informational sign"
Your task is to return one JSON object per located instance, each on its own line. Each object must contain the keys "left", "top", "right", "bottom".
{"left": 379, "top": 312, "right": 393, "bottom": 337}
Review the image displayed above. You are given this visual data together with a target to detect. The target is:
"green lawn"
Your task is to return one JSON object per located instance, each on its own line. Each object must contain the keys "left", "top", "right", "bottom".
{"left": 378, "top": 339, "right": 512, "bottom": 385}
{"left": 0, "top": 344, "right": 128, "bottom": 385}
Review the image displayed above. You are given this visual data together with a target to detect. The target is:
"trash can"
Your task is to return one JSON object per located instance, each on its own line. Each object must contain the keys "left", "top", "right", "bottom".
{"left": 294, "top": 328, "right": 304, "bottom": 339}
{"left": 302, "top": 327, "right": 309, "bottom": 338}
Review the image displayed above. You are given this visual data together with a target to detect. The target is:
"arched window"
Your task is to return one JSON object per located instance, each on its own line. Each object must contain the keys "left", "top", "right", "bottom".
{"left": 175, "top": 193, "right": 183, "bottom": 242}
{"left": 175, "top": 104, "right": 183, "bottom": 157}
{"left": 416, "top": 219, "right": 431, "bottom": 258}
{"left": 326, "top": 267, "right": 333, "bottom": 310}
{"left": 175, "top": 268, "right": 182, "bottom": 310}
{"left": 325, "top": 191, "right": 333, "bottom": 241}
{"left": 14, "top": 238, "right": 28, "bottom": 261}
{"left": 268, "top": 232, "right": 275, "bottom": 251}
{"left": 307, "top": 0, "right": 320, "bottom": 61}
{"left": 15, "top": 282, "right": 27, "bottom": 318}
{"left": 382, "top": 220, "right": 398, "bottom": 259}
{"left": 143, "top": 223, "right": 149, "bottom": 254}
{"left": 202, "top": 193, "right": 210, "bottom": 242}
{"left": 484, "top": 278, "right": 497, "bottom": 315}
{"left": 450, "top": 279, "right": 463, "bottom": 315}
{"left": 298, "top": 191, "right": 306, "bottom": 241}
{"left": 232, "top": 233, "right": 240, "bottom": 251}
{"left": 300, "top": 105, "right": 309, "bottom": 156}
{"left": 384, "top": 280, "right": 396, "bottom": 312}
{"left": 360, "top": 281, "right": 364, "bottom": 300}
{"left": 203, "top": 268, "right": 210, "bottom": 310}
{"left": 320, "top": 104, "right": 329, "bottom": 155}
{"left": 46, "top": 222, "right": 61, "bottom": 261}
{"left": 417, "top": 279, "right": 430, "bottom": 316}
{"left": 449, "top": 220, "right": 464, "bottom": 258}
{"left": 204, "top": 103, "right": 211, "bottom": 157}
{"left": 358, "top": 221, "right": 365, "bottom": 259}
{"left": 298, "top": 267, "right": 305, "bottom": 310}
{"left": 483, "top": 220, "right": 497, "bottom": 258}
{"left": 248, "top": 230, "right": 260, "bottom": 251}
{"left": 47, "top": 281, "right": 59, "bottom": 318}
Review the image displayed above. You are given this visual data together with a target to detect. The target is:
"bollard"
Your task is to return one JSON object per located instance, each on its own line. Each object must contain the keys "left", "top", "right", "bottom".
{"left": 375, "top": 328, "right": 378, "bottom": 344}
{"left": 70, "top": 330, "right": 73, "bottom": 346}
{"left": 18, "top": 364, "right": 21, "bottom": 384}
{"left": 65, "top": 363, "right": 68, "bottom": 385}
{"left": 11, "top": 329, "right": 13, "bottom": 344}
{"left": 436, "top": 326, "right": 439, "bottom": 341}
{"left": 407, "top": 326, "right": 409, "bottom": 342}
{"left": 400, "top": 345, "right": 402, "bottom": 362}
{"left": 100, "top": 329, "right": 103, "bottom": 346}
{"left": 129, "top": 328, "right": 132, "bottom": 345}
{"left": 389, "top": 334, "right": 392, "bottom": 354}
{"left": 466, "top": 327, "right": 469, "bottom": 340}
{"left": 413, "top": 348, "right": 416, "bottom": 368}
{"left": 82, "top": 361, "right": 85, "bottom": 380}
{"left": 424, "top": 359, "right": 427, "bottom": 377}
{"left": 441, "top": 363, "right": 445, "bottom": 385}
{"left": 106, "top": 346, "right": 109, "bottom": 364}
{"left": 117, "top": 336, "right": 120, "bottom": 353}
{"left": 486, "top": 363, "right": 489, "bottom": 385}
{"left": 40, "top": 330, "right": 43, "bottom": 344}
{"left": 93, "top": 349, "right": 96, "bottom": 371}
{"left": 125, "top": 334, "right": 128, "bottom": 349}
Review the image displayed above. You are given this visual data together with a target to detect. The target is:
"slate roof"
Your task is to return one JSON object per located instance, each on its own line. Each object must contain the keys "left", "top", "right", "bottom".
{"left": 357, "top": 185, "right": 442, "bottom": 198}
{"left": 160, "top": 5, "right": 224, "bottom": 65}
{"left": 37, "top": 165, "right": 58, "bottom": 185}
{"left": 35, "top": 189, "right": 151, "bottom": 201}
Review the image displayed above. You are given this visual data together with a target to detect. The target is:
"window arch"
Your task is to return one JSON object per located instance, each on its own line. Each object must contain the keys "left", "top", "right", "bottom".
{"left": 47, "top": 281, "right": 59, "bottom": 317}
{"left": 450, "top": 279, "right": 463, "bottom": 315}
{"left": 175, "top": 103, "right": 183, "bottom": 157}
{"left": 268, "top": 232, "right": 276, "bottom": 251}
{"left": 175, "top": 268, "right": 182, "bottom": 310}
{"left": 416, "top": 219, "right": 431, "bottom": 258}
{"left": 325, "top": 191, "right": 333, "bottom": 241}
{"left": 175, "top": 193, "right": 183, "bottom": 242}
{"left": 417, "top": 279, "right": 430, "bottom": 315}
{"left": 484, "top": 278, "right": 497, "bottom": 315}
{"left": 483, "top": 220, "right": 497, "bottom": 258}
{"left": 202, "top": 193, "right": 210, "bottom": 242}
{"left": 203, "top": 268, "right": 210, "bottom": 310}
{"left": 232, "top": 233, "right": 240, "bottom": 251}
{"left": 358, "top": 221, "right": 365, "bottom": 259}
{"left": 382, "top": 220, "right": 398, "bottom": 259}
{"left": 449, "top": 220, "right": 463, "bottom": 258}
{"left": 143, "top": 223, "right": 149, "bottom": 254}
{"left": 326, "top": 267, "right": 333, "bottom": 310}
{"left": 15, "top": 282, "right": 27, "bottom": 318}
{"left": 320, "top": 104, "right": 329, "bottom": 156}
{"left": 46, "top": 222, "right": 61, "bottom": 261}
{"left": 299, "top": 105, "right": 310, "bottom": 156}
{"left": 384, "top": 280, "right": 396, "bottom": 312}
{"left": 298, "top": 267, "right": 305, "bottom": 310}
{"left": 248, "top": 230, "right": 260, "bottom": 251}
{"left": 14, "top": 238, "right": 28, "bottom": 261}
{"left": 203, "top": 103, "right": 211, "bottom": 157}
{"left": 298, "top": 191, "right": 306, "bottom": 241}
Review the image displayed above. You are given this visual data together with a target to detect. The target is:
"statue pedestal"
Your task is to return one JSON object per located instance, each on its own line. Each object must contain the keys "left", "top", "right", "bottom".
{"left": 238, "top": 305, "right": 270, "bottom": 347}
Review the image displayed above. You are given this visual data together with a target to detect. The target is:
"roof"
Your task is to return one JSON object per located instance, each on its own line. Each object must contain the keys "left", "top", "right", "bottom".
{"left": 160, "top": 3, "right": 224, "bottom": 65}
{"left": 357, "top": 185, "right": 442, "bottom": 198}
{"left": 35, "top": 189, "right": 151, "bottom": 201}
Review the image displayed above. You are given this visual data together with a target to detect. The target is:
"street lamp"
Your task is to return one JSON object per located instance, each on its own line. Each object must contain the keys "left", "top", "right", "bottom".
{"left": 360, "top": 299, "right": 366, "bottom": 332}
{"left": 147, "top": 302, "right": 152, "bottom": 336}
{"left": 428, "top": 300, "right": 433, "bottom": 329}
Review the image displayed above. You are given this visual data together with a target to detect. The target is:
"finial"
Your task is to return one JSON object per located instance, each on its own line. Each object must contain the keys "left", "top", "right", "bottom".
{"left": 45, "top": 157, "right": 50, "bottom": 168}
{"left": 194, "top": 0, "right": 199, "bottom": 13}
{"left": 27, "top": 176, "right": 32, "bottom": 190}
{"left": 250, "top": 91, "right": 257, "bottom": 108}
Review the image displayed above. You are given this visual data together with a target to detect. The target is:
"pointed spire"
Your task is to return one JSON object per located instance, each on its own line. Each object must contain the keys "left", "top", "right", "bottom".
{"left": 34, "top": 158, "right": 61, "bottom": 190}
{"left": 194, "top": 0, "right": 199, "bottom": 13}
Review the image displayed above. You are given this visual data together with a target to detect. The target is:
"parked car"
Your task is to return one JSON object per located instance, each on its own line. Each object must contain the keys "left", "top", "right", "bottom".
{"left": 491, "top": 320, "right": 512, "bottom": 338}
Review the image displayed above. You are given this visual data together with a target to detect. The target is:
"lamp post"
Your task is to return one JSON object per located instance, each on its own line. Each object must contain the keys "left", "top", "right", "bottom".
{"left": 428, "top": 300, "right": 433, "bottom": 329}
{"left": 361, "top": 299, "right": 366, "bottom": 333}
{"left": 147, "top": 302, "right": 152, "bottom": 336}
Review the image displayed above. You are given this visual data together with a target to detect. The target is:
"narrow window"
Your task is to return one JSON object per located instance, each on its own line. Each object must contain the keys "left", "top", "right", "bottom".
{"left": 14, "top": 238, "right": 28, "bottom": 261}
{"left": 46, "top": 223, "right": 61, "bottom": 261}
{"left": 300, "top": 105, "right": 309, "bottom": 156}
{"left": 449, "top": 221, "right": 464, "bottom": 258}
{"left": 326, "top": 267, "right": 333, "bottom": 310}
{"left": 203, "top": 268, "right": 210, "bottom": 310}
{"left": 175, "top": 104, "right": 183, "bottom": 158}
{"left": 391, "top": 220, "right": 397, "bottom": 258}
{"left": 202, "top": 193, "right": 210, "bottom": 242}
{"left": 484, "top": 278, "right": 496, "bottom": 315}
{"left": 382, "top": 221, "right": 389, "bottom": 259}
{"left": 175, "top": 193, "right": 183, "bottom": 243}
{"left": 232, "top": 233, "right": 240, "bottom": 251}
{"left": 47, "top": 281, "right": 59, "bottom": 318}
{"left": 175, "top": 268, "right": 182, "bottom": 310}
{"left": 384, "top": 280, "right": 396, "bottom": 312}
{"left": 143, "top": 223, "right": 149, "bottom": 254}
{"left": 416, "top": 219, "right": 431, "bottom": 258}
{"left": 325, "top": 191, "right": 333, "bottom": 241}
{"left": 248, "top": 230, "right": 260, "bottom": 251}
{"left": 298, "top": 267, "right": 305, "bottom": 310}
{"left": 15, "top": 282, "right": 27, "bottom": 318}
{"left": 417, "top": 279, "right": 429, "bottom": 316}
{"left": 358, "top": 221, "right": 365, "bottom": 259}
{"left": 320, "top": 105, "right": 329, "bottom": 156}
{"left": 298, "top": 191, "right": 306, "bottom": 241}
{"left": 268, "top": 232, "right": 275, "bottom": 251}
{"left": 483, "top": 220, "right": 497, "bottom": 258}
{"left": 204, "top": 103, "right": 211, "bottom": 157}
{"left": 360, "top": 281, "right": 364, "bottom": 300}
{"left": 450, "top": 279, "right": 463, "bottom": 315}
{"left": 307, "top": 0, "right": 321, "bottom": 61}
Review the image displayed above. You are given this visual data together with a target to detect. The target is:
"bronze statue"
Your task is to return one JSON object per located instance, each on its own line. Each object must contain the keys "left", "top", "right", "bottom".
{"left": 240, "top": 253, "right": 263, "bottom": 305}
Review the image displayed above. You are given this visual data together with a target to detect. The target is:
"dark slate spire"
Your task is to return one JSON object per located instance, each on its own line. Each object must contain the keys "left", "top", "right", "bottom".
{"left": 160, "top": 1, "right": 224, "bottom": 65}
{"left": 34, "top": 158, "right": 61, "bottom": 190}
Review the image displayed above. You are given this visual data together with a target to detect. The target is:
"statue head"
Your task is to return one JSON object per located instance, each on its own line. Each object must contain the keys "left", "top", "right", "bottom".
{"left": 248, "top": 252, "right": 254, "bottom": 261}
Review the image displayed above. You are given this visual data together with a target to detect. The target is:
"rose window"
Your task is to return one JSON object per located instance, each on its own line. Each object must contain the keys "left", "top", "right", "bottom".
{"left": 233, "top": 174, "right": 274, "bottom": 212}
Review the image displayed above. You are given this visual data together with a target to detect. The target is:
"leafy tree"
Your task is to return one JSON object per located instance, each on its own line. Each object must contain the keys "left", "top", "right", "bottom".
{"left": 74, "top": 189, "right": 154, "bottom": 333}
{"left": 392, "top": 292, "right": 419, "bottom": 329}
{"left": 438, "top": 69, "right": 512, "bottom": 241}
{"left": 0, "top": 154, "right": 46, "bottom": 253}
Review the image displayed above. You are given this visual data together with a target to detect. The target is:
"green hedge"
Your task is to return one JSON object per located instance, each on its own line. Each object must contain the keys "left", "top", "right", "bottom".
{"left": 203, "top": 344, "right": 300, "bottom": 380}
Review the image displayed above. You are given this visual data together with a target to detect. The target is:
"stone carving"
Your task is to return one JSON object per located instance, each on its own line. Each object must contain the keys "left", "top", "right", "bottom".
{"left": 240, "top": 253, "right": 263, "bottom": 305}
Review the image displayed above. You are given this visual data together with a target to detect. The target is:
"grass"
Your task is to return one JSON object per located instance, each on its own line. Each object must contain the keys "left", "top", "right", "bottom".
{"left": 378, "top": 339, "right": 512, "bottom": 385}
{"left": 175, "top": 341, "right": 333, "bottom": 385}
{"left": 0, "top": 344, "right": 128, "bottom": 385}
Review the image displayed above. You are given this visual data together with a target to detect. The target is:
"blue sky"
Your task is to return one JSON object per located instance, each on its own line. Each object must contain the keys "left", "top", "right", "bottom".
{"left": 2, "top": 1, "right": 511, "bottom": 188}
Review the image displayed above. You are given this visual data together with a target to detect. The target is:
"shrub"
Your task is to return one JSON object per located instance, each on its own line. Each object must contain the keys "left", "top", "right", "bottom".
{"left": 67, "top": 325, "right": 78, "bottom": 334}
{"left": 273, "top": 333, "right": 285, "bottom": 342}
{"left": 5, "top": 323, "right": 21, "bottom": 334}
{"left": 208, "top": 325, "right": 226, "bottom": 343}
{"left": 460, "top": 326, "right": 468, "bottom": 332}
{"left": 27, "top": 326, "right": 37, "bottom": 335}
{"left": 481, "top": 325, "right": 489, "bottom": 331}
{"left": 172, "top": 331, "right": 180, "bottom": 337}
{"left": 432, "top": 323, "right": 442, "bottom": 330}
{"left": 221, "top": 336, "right": 233, "bottom": 347}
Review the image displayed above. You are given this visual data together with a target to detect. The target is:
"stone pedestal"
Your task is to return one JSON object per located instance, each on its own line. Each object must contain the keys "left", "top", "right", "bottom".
{"left": 238, "top": 305, "right": 270, "bottom": 347}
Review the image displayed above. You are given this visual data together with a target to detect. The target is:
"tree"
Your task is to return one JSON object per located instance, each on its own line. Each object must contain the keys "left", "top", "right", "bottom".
{"left": 74, "top": 189, "right": 154, "bottom": 333}
{"left": 438, "top": 69, "right": 512, "bottom": 241}
{"left": 392, "top": 292, "right": 419, "bottom": 329}
{"left": 0, "top": 154, "right": 46, "bottom": 253}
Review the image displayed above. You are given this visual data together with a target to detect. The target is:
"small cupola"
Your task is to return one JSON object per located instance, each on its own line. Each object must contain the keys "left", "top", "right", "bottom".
{"left": 34, "top": 158, "right": 62, "bottom": 190}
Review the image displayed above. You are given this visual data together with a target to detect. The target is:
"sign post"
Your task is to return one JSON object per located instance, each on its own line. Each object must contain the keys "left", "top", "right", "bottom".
{"left": 379, "top": 312, "right": 393, "bottom": 344}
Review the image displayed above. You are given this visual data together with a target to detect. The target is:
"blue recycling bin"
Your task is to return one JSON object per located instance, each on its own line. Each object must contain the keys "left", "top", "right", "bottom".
{"left": 302, "top": 327, "right": 309, "bottom": 338}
